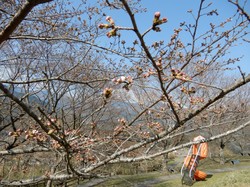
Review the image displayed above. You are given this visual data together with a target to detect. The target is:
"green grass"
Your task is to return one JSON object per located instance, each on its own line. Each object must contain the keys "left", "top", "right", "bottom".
{"left": 92, "top": 172, "right": 166, "bottom": 187}
{"left": 154, "top": 169, "right": 250, "bottom": 187}
{"left": 92, "top": 157, "right": 250, "bottom": 187}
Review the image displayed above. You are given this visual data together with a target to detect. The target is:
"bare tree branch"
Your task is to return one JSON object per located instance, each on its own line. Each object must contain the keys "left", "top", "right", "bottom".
{"left": 121, "top": 0, "right": 181, "bottom": 124}
{"left": 1, "top": 174, "right": 79, "bottom": 186}
{"left": 181, "top": 74, "right": 250, "bottom": 124}
{"left": 111, "top": 119, "right": 250, "bottom": 163}
{"left": 8, "top": 35, "right": 140, "bottom": 59}
{"left": 0, "top": 0, "right": 53, "bottom": 44}
{"left": 0, "top": 147, "right": 50, "bottom": 156}
{"left": 1, "top": 0, "right": 250, "bottom": 184}
{"left": 0, "top": 82, "right": 67, "bottom": 147}
{"left": 228, "top": 0, "right": 250, "bottom": 21}
{"left": 82, "top": 74, "right": 250, "bottom": 172}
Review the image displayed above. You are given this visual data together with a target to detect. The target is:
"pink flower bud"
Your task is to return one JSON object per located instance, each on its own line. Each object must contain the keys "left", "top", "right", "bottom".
{"left": 154, "top": 12, "right": 161, "bottom": 18}
{"left": 8, "top": 132, "right": 13, "bottom": 136}
{"left": 106, "top": 29, "right": 117, "bottom": 38}
{"left": 120, "top": 76, "right": 126, "bottom": 82}
{"left": 127, "top": 76, "right": 133, "bottom": 83}
{"left": 98, "top": 24, "right": 105, "bottom": 29}
{"left": 106, "top": 32, "right": 111, "bottom": 38}
{"left": 99, "top": 24, "right": 110, "bottom": 29}
{"left": 106, "top": 16, "right": 111, "bottom": 21}
{"left": 103, "top": 87, "right": 113, "bottom": 99}
{"left": 106, "top": 16, "right": 115, "bottom": 25}
{"left": 162, "top": 17, "right": 168, "bottom": 23}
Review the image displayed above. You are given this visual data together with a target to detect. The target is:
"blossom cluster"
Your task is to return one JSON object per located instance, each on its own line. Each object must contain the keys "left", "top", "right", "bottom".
{"left": 143, "top": 68, "right": 156, "bottom": 78}
{"left": 98, "top": 16, "right": 117, "bottom": 38}
{"left": 180, "top": 86, "right": 196, "bottom": 94}
{"left": 113, "top": 118, "right": 127, "bottom": 135}
{"left": 153, "top": 12, "right": 168, "bottom": 32}
{"left": 112, "top": 76, "right": 133, "bottom": 84}
{"left": 171, "top": 68, "right": 191, "bottom": 81}
{"left": 112, "top": 75, "right": 133, "bottom": 91}
{"left": 190, "top": 97, "right": 205, "bottom": 105}
{"left": 148, "top": 122, "right": 164, "bottom": 133}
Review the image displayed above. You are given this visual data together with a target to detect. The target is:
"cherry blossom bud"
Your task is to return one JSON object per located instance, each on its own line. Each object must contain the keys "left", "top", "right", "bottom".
{"left": 126, "top": 76, "right": 133, "bottom": 83}
{"left": 98, "top": 24, "right": 105, "bottom": 29}
{"left": 99, "top": 24, "right": 111, "bottom": 29}
{"left": 106, "top": 16, "right": 111, "bottom": 21}
{"left": 171, "top": 68, "right": 177, "bottom": 76}
{"left": 118, "top": 118, "right": 126, "bottom": 125}
{"left": 156, "top": 58, "right": 162, "bottom": 68}
{"left": 8, "top": 132, "right": 13, "bottom": 136}
{"left": 117, "top": 76, "right": 126, "bottom": 83}
{"left": 103, "top": 87, "right": 113, "bottom": 99}
{"left": 189, "top": 87, "right": 196, "bottom": 94}
{"left": 106, "top": 29, "right": 117, "bottom": 38}
{"left": 154, "top": 12, "right": 161, "bottom": 18}
{"left": 153, "top": 12, "right": 167, "bottom": 31}
{"left": 120, "top": 76, "right": 126, "bottom": 82}
{"left": 106, "top": 16, "right": 115, "bottom": 25}
{"left": 154, "top": 27, "right": 161, "bottom": 32}
{"left": 162, "top": 17, "right": 168, "bottom": 23}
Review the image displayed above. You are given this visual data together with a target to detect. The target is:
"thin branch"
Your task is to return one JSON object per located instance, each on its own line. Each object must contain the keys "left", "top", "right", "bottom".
{"left": 142, "top": 27, "right": 153, "bottom": 38}
{"left": 181, "top": 74, "right": 250, "bottom": 124}
{"left": 121, "top": 0, "right": 181, "bottom": 124}
{"left": 228, "top": 0, "right": 250, "bottom": 21}
{"left": 0, "top": 82, "right": 67, "bottom": 147}
{"left": 191, "top": 0, "right": 205, "bottom": 55}
{"left": 175, "top": 78, "right": 224, "bottom": 91}
{"left": 1, "top": 75, "right": 108, "bottom": 87}
{"left": 0, "top": 0, "right": 53, "bottom": 44}
{"left": 111, "top": 119, "right": 250, "bottom": 163}
{"left": 113, "top": 98, "right": 162, "bottom": 138}
{"left": 0, "top": 147, "right": 50, "bottom": 156}
{"left": 8, "top": 35, "right": 141, "bottom": 59}
{"left": 158, "top": 116, "right": 249, "bottom": 145}
{"left": 237, "top": 66, "right": 246, "bottom": 82}
{"left": 105, "top": 0, "right": 119, "bottom": 9}
{"left": 82, "top": 74, "right": 250, "bottom": 172}
{"left": 1, "top": 174, "right": 90, "bottom": 186}
{"left": 0, "top": 113, "right": 25, "bottom": 131}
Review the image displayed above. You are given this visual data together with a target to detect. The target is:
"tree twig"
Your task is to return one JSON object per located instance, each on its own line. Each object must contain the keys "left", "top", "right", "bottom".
{"left": 0, "top": 0, "right": 53, "bottom": 44}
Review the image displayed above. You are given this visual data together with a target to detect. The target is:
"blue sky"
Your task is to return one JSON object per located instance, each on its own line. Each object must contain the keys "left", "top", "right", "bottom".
{"left": 103, "top": 0, "right": 250, "bottom": 74}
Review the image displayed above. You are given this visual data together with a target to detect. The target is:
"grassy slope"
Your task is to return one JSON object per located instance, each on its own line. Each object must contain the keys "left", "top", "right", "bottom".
{"left": 91, "top": 157, "right": 250, "bottom": 187}
{"left": 155, "top": 169, "right": 250, "bottom": 187}
{"left": 88, "top": 172, "right": 165, "bottom": 187}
